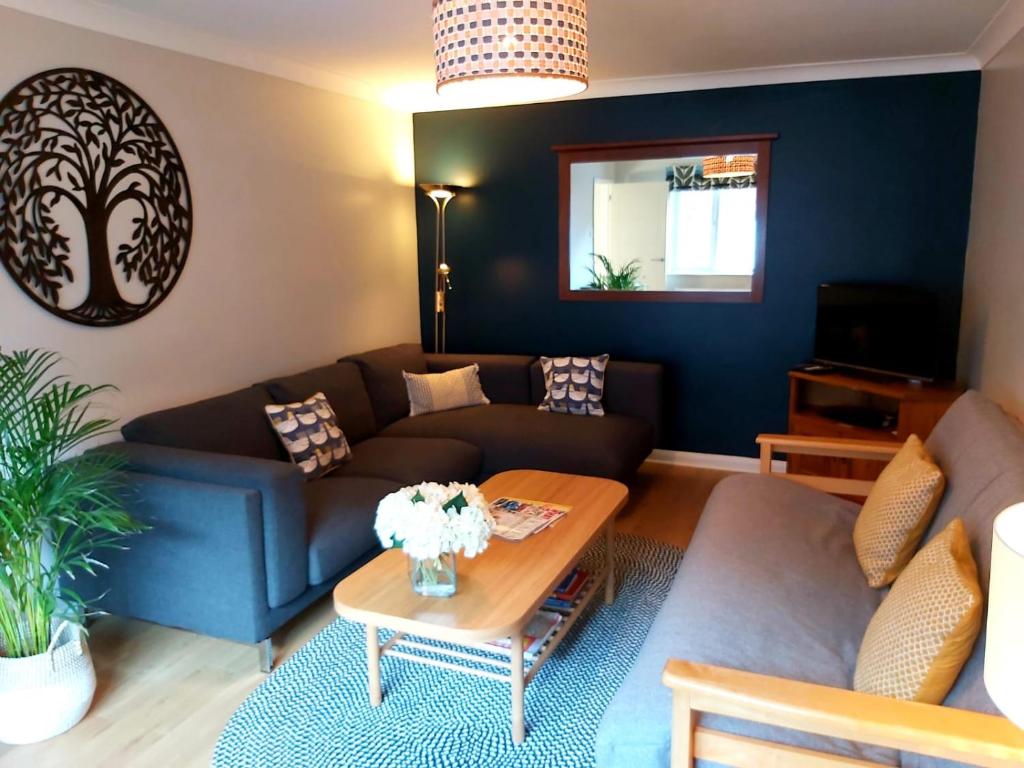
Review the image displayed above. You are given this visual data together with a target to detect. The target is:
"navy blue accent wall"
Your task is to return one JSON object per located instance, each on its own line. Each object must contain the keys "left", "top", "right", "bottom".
{"left": 412, "top": 73, "right": 980, "bottom": 457}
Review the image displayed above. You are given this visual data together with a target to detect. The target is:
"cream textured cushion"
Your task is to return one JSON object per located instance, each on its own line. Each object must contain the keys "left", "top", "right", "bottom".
{"left": 854, "top": 435, "right": 945, "bottom": 588}
{"left": 854, "top": 518, "right": 983, "bottom": 704}
{"left": 403, "top": 364, "right": 490, "bottom": 417}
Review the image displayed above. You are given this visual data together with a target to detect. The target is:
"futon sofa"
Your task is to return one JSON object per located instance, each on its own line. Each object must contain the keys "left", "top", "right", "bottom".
{"left": 598, "top": 390, "right": 1024, "bottom": 767}
{"left": 83, "top": 343, "right": 661, "bottom": 668}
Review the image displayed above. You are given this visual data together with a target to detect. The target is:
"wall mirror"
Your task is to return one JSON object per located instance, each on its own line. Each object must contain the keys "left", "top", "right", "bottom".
{"left": 557, "top": 134, "right": 775, "bottom": 302}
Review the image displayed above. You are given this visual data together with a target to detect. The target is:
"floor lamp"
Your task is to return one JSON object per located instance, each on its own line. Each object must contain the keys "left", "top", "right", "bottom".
{"left": 420, "top": 183, "right": 460, "bottom": 354}
{"left": 986, "top": 503, "right": 1024, "bottom": 728}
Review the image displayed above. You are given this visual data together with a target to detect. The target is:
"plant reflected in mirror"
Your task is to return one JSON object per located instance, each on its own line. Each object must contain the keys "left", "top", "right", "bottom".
{"left": 585, "top": 254, "right": 644, "bottom": 291}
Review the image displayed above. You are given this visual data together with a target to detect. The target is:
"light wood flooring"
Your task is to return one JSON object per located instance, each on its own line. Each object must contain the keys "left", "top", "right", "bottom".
{"left": 0, "top": 463, "right": 730, "bottom": 768}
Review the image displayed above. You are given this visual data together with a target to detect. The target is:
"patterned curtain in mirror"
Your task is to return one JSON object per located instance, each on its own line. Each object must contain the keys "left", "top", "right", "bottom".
{"left": 667, "top": 165, "right": 757, "bottom": 191}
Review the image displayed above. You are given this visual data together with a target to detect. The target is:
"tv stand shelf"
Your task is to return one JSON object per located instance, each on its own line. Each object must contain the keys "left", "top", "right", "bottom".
{"left": 788, "top": 370, "right": 962, "bottom": 481}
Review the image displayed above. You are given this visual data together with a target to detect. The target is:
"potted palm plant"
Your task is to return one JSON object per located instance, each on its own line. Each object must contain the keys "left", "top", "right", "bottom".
{"left": 0, "top": 349, "right": 144, "bottom": 744}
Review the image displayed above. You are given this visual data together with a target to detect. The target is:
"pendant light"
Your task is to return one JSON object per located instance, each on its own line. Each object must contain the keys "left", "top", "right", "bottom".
{"left": 433, "top": 0, "right": 588, "bottom": 105}
{"left": 703, "top": 155, "right": 757, "bottom": 179}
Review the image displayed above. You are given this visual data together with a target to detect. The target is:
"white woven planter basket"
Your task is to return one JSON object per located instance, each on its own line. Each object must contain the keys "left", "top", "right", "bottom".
{"left": 0, "top": 622, "right": 96, "bottom": 745}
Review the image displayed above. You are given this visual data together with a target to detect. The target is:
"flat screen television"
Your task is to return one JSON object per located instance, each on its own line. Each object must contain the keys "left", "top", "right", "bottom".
{"left": 814, "top": 283, "right": 940, "bottom": 382}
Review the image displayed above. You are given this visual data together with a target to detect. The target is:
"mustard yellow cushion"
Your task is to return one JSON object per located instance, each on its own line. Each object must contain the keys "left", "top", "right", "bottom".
{"left": 853, "top": 434, "right": 945, "bottom": 588}
{"left": 854, "top": 518, "right": 983, "bottom": 704}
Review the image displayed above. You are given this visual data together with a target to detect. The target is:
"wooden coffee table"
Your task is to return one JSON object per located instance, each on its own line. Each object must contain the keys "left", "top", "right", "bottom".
{"left": 333, "top": 469, "right": 628, "bottom": 744}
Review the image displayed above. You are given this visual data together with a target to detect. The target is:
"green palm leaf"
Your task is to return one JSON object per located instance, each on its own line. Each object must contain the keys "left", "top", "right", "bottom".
{"left": 586, "top": 254, "right": 644, "bottom": 291}
{"left": 0, "top": 348, "right": 145, "bottom": 658}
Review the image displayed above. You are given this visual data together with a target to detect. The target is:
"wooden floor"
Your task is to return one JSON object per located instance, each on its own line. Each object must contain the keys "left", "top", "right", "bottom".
{"left": 0, "top": 463, "right": 729, "bottom": 768}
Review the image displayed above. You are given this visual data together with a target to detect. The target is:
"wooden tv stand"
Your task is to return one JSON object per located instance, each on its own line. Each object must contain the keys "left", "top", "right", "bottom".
{"left": 787, "top": 370, "right": 963, "bottom": 480}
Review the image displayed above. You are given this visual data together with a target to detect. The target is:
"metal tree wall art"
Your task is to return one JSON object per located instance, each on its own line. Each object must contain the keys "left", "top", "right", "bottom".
{"left": 0, "top": 68, "right": 192, "bottom": 326}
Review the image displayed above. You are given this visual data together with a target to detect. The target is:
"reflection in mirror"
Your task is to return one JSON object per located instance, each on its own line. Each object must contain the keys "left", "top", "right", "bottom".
{"left": 571, "top": 154, "right": 758, "bottom": 292}
{"left": 558, "top": 136, "right": 774, "bottom": 302}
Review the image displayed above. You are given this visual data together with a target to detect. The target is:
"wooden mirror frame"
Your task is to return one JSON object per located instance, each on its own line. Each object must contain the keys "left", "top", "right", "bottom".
{"left": 555, "top": 133, "right": 777, "bottom": 303}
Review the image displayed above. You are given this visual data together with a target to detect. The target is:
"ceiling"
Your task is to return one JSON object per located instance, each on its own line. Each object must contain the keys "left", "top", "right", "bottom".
{"left": 5, "top": 0, "right": 1023, "bottom": 111}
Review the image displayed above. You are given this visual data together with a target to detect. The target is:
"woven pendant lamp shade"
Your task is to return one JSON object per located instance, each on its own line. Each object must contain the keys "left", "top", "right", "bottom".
{"left": 433, "top": 0, "right": 588, "bottom": 104}
{"left": 703, "top": 155, "right": 757, "bottom": 179}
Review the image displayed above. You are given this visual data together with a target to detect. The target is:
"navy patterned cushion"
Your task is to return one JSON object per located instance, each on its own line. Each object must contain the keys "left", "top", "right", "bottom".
{"left": 265, "top": 392, "right": 352, "bottom": 479}
{"left": 538, "top": 355, "right": 609, "bottom": 417}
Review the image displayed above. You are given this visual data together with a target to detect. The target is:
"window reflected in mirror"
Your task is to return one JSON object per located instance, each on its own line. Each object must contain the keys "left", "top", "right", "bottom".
{"left": 558, "top": 136, "right": 774, "bottom": 302}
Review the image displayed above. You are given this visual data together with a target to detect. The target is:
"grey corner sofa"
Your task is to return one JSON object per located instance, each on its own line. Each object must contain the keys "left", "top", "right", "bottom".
{"left": 83, "top": 343, "right": 661, "bottom": 668}
{"left": 597, "top": 390, "right": 1021, "bottom": 768}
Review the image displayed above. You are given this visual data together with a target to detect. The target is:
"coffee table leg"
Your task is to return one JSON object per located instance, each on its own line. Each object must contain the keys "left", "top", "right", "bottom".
{"left": 605, "top": 521, "right": 616, "bottom": 604}
{"left": 511, "top": 632, "right": 525, "bottom": 745}
{"left": 366, "top": 624, "right": 382, "bottom": 707}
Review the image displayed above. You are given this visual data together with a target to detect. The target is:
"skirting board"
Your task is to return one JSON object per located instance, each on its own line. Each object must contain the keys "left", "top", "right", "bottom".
{"left": 647, "top": 449, "right": 787, "bottom": 474}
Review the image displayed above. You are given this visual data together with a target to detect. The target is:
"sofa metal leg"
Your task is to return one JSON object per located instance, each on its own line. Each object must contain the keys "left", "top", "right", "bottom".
{"left": 259, "top": 637, "right": 274, "bottom": 674}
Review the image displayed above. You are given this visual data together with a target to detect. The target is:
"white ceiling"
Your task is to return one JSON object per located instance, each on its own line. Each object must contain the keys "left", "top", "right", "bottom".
{"left": 5, "top": 0, "right": 1024, "bottom": 111}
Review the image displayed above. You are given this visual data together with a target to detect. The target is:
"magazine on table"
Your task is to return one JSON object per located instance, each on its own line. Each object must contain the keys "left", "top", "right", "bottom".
{"left": 489, "top": 496, "right": 572, "bottom": 541}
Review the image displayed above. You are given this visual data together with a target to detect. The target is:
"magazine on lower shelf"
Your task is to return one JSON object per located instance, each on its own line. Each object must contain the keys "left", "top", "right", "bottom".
{"left": 489, "top": 497, "right": 571, "bottom": 541}
{"left": 487, "top": 610, "right": 563, "bottom": 659}
{"left": 544, "top": 568, "right": 590, "bottom": 611}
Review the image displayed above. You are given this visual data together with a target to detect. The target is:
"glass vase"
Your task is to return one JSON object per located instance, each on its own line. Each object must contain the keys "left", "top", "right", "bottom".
{"left": 409, "top": 552, "right": 458, "bottom": 598}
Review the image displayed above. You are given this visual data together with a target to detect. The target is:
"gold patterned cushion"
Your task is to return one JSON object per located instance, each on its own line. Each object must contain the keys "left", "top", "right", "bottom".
{"left": 853, "top": 435, "right": 945, "bottom": 588}
{"left": 403, "top": 364, "right": 490, "bottom": 417}
{"left": 854, "top": 518, "right": 983, "bottom": 704}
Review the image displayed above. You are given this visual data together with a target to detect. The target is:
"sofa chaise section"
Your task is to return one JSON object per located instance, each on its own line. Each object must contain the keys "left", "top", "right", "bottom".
{"left": 345, "top": 345, "right": 661, "bottom": 481}
{"left": 329, "top": 436, "right": 481, "bottom": 484}
{"left": 383, "top": 404, "right": 653, "bottom": 481}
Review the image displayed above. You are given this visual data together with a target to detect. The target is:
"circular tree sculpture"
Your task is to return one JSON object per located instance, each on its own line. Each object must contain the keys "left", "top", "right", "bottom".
{"left": 0, "top": 69, "right": 192, "bottom": 326}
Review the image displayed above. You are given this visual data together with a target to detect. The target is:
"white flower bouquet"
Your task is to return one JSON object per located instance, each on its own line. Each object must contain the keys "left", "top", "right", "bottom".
{"left": 374, "top": 482, "right": 495, "bottom": 597}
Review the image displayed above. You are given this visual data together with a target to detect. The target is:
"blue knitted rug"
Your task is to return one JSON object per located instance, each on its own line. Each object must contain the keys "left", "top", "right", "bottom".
{"left": 214, "top": 534, "right": 682, "bottom": 768}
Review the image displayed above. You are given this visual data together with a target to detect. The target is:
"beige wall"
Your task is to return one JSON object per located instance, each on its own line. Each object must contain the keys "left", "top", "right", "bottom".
{"left": 0, "top": 8, "right": 420, "bottom": 425}
{"left": 959, "top": 28, "right": 1024, "bottom": 416}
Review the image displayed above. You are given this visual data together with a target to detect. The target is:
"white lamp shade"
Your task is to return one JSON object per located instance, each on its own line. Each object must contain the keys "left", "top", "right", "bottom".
{"left": 985, "top": 502, "right": 1024, "bottom": 728}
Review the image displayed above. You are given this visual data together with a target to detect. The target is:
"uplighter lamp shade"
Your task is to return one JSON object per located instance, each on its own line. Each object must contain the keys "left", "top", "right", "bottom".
{"left": 432, "top": 0, "right": 588, "bottom": 104}
{"left": 703, "top": 154, "right": 757, "bottom": 179}
{"left": 985, "top": 502, "right": 1024, "bottom": 728}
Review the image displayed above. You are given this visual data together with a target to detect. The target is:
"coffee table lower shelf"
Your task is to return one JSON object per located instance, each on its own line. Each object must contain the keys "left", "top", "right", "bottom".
{"left": 362, "top": 559, "right": 614, "bottom": 745}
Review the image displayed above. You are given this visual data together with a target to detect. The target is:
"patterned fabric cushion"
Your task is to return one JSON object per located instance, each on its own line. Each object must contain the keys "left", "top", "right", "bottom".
{"left": 854, "top": 518, "right": 983, "bottom": 704}
{"left": 854, "top": 435, "right": 946, "bottom": 588}
{"left": 264, "top": 392, "right": 352, "bottom": 479}
{"left": 537, "top": 355, "right": 609, "bottom": 417}
{"left": 402, "top": 364, "right": 490, "bottom": 417}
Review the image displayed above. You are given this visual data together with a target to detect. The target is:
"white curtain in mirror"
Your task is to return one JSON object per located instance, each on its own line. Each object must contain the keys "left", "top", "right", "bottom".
{"left": 665, "top": 187, "right": 757, "bottom": 276}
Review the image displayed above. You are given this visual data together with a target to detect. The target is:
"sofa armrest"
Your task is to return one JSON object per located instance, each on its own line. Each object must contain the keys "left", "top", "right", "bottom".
{"left": 662, "top": 661, "right": 1024, "bottom": 768}
{"left": 603, "top": 361, "right": 664, "bottom": 444}
{"left": 79, "top": 472, "right": 271, "bottom": 644}
{"left": 756, "top": 434, "right": 901, "bottom": 461}
{"left": 755, "top": 434, "right": 900, "bottom": 499}
{"left": 94, "top": 442, "right": 308, "bottom": 608}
